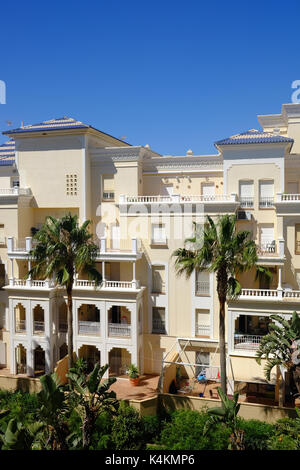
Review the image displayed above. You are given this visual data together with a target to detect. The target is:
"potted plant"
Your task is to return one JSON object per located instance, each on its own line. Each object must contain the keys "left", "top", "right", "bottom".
{"left": 128, "top": 364, "right": 140, "bottom": 386}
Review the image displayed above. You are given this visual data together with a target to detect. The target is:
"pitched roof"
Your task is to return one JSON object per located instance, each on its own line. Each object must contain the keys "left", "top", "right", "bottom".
{"left": 0, "top": 139, "right": 15, "bottom": 165}
{"left": 215, "top": 129, "right": 294, "bottom": 146}
{"left": 4, "top": 117, "right": 90, "bottom": 135}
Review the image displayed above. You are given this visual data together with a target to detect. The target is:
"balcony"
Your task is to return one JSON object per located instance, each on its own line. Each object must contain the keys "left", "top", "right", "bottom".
{"left": 33, "top": 321, "right": 45, "bottom": 335}
{"left": 120, "top": 194, "right": 238, "bottom": 204}
{"left": 78, "top": 321, "right": 100, "bottom": 336}
{"left": 108, "top": 323, "right": 131, "bottom": 337}
{"left": 239, "top": 197, "right": 254, "bottom": 209}
{"left": 259, "top": 197, "right": 274, "bottom": 208}
{"left": 0, "top": 188, "right": 31, "bottom": 197}
{"left": 15, "top": 320, "right": 26, "bottom": 333}
{"left": 234, "top": 334, "right": 263, "bottom": 351}
{"left": 8, "top": 279, "right": 55, "bottom": 289}
{"left": 237, "top": 288, "right": 300, "bottom": 301}
{"left": 276, "top": 193, "right": 300, "bottom": 202}
{"left": 74, "top": 279, "right": 141, "bottom": 291}
{"left": 196, "top": 324, "right": 210, "bottom": 336}
{"left": 97, "top": 237, "right": 142, "bottom": 262}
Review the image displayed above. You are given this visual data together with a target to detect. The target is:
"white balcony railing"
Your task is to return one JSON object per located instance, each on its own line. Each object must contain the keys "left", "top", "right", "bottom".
{"left": 257, "top": 241, "right": 276, "bottom": 255}
{"left": 259, "top": 197, "right": 274, "bottom": 208}
{"left": 33, "top": 321, "right": 45, "bottom": 334}
{"left": 196, "top": 324, "right": 210, "bottom": 336}
{"left": 78, "top": 321, "right": 100, "bottom": 335}
{"left": 277, "top": 193, "right": 300, "bottom": 202}
{"left": 234, "top": 334, "right": 263, "bottom": 350}
{"left": 0, "top": 188, "right": 31, "bottom": 196}
{"left": 15, "top": 320, "right": 26, "bottom": 333}
{"left": 119, "top": 194, "right": 238, "bottom": 204}
{"left": 240, "top": 288, "right": 278, "bottom": 298}
{"left": 9, "top": 278, "right": 54, "bottom": 288}
{"left": 239, "top": 197, "right": 254, "bottom": 208}
{"left": 108, "top": 323, "right": 131, "bottom": 337}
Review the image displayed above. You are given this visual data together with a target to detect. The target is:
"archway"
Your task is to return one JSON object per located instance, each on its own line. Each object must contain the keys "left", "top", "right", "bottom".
{"left": 78, "top": 345, "right": 100, "bottom": 373}
{"left": 34, "top": 345, "right": 45, "bottom": 377}
{"left": 109, "top": 347, "right": 131, "bottom": 377}
{"left": 78, "top": 304, "right": 100, "bottom": 335}
{"left": 108, "top": 306, "right": 131, "bottom": 337}
{"left": 14, "top": 303, "right": 26, "bottom": 333}
{"left": 16, "top": 344, "right": 26, "bottom": 374}
{"left": 33, "top": 305, "right": 45, "bottom": 334}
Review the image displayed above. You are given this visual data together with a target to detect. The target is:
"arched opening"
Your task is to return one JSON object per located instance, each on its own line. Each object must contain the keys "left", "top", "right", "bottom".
{"left": 33, "top": 305, "right": 45, "bottom": 335}
{"left": 16, "top": 344, "right": 26, "bottom": 374}
{"left": 109, "top": 347, "right": 131, "bottom": 377}
{"left": 59, "top": 302, "right": 67, "bottom": 333}
{"left": 59, "top": 343, "right": 68, "bottom": 360}
{"left": 78, "top": 304, "right": 100, "bottom": 335}
{"left": 14, "top": 303, "right": 26, "bottom": 333}
{"left": 78, "top": 345, "right": 100, "bottom": 373}
{"left": 34, "top": 345, "right": 45, "bottom": 377}
{"left": 108, "top": 306, "right": 131, "bottom": 337}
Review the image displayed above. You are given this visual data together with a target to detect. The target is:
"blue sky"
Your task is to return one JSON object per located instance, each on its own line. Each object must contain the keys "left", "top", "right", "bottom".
{"left": 0, "top": 0, "right": 300, "bottom": 154}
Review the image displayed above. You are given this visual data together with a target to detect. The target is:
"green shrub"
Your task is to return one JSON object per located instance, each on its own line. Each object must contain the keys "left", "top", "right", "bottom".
{"left": 159, "top": 409, "right": 231, "bottom": 450}
{"left": 142, "top": 415, "right": 162, "bottom": 443}
{"left": 111, "top": 401, "right": 146, "bottom": 450}
{"left": 238, "top": 418, "right": 274, "bottom": 450}
{"left": 0, "top": 390, "right": 39, "bottom": 426}
{"left": 268, "top": 434, "right": 298, "bottom": 450}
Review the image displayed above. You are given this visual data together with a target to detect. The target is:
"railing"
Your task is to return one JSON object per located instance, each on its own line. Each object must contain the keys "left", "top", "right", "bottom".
{"left": 195, "top": 280, "right": 210, "bottom": 295}
{"left": 234, "top": 334, "right": 263, "bottom": 350}
{"left": 120, "top": 194, "right": 237, "bottom": 204}
{"left": 240, "top": 288, "right": 278, "bottom": 298}
{"left": 283, "top": 290, "right": 300, "bottom": 299}
{"left": 196, "top": 324, "right": 210, "bottom": 336}
{"left": 278, "top": 193, "right": 300, "bottom": 202}
{"left": 33, "top": 321, "right": 45, "bottom": 334}
{"left": 9, "top": 279, "right": 54, "bottom": 288}
{"left": 15, "top": 320, "right": 26, "bottom": 333}
{"left": 152, "top": 319, "right": 166, "bottom": 334}
{"left": 108, "top": 323, "right": 131, "bottom": 337}
{"left": 259, "top": 197, "right": 274, "bottom": 208}
{"left": 78, "top": 321, "right": 100, "bottom": 335}
{"left": 257, "top": 241, "right": 277, "bottom": 255}
{"left": 74, "top": 279, "right": 140, "bottom": 290}
{"left": 239, "top": 197, "right": 254, "bottom": 208}
{"left": 0, "top": 188, "right": 31, "bottom": 196}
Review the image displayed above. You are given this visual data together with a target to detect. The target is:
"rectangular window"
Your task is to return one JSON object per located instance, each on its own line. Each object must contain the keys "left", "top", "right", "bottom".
{"left": 295, "top": 224, "right": 300, "bottom": 254}
{"left": 152, "top": 307, "right": 166, "bottom": 334}
{"left": 152, "top": 265, "right": 166, "bottom": 293}
{"left": 195, "top": 270, "right": 210, "bottom": 295}
{"left": 259, "top": 225, "right": 275, "bottom": 253}
{"left": 239, "top": 180, "right": 254, "bottom": 208}
{"left": 151, "top": 224, "right": 167, "bottom": 245}
{"left": 195, "top": 309, "right": 210, "bottom": 336}
{"left": 201, "top": 183, "right": 215, "bottom": 199}
{"left": 259, "top": 180, "right": 274, "bottom": 208}
{"left": 195, "top": 351, "right": 210, "bottom": 376}
{"left": 102, "top": 175, "right": 115, "bottom": 201}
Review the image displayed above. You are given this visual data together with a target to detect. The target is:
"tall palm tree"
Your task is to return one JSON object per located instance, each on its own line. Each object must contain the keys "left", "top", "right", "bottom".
{"left": 173, "top": 214, "right": 260, "bottom": 393}
{"left": 28, "top": 214, "right": 102, "bottom": 373}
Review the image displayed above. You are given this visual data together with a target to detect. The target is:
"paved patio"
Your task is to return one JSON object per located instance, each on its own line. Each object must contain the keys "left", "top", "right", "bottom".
{"left": 110, "top": 374, "right": 160, "bottom": 401}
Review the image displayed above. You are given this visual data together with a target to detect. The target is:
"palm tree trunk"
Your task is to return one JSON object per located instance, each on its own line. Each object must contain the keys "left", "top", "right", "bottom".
{"left": 67, "top": 283, "right": 74, "bottom": 377}
{"left": 219, "top": 299, "right": 227, "bottom": 394}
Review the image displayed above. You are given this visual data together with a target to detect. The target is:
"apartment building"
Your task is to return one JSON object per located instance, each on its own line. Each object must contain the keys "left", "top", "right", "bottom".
{"left": 0, "top": 104, "right": 299, "bottom": 392}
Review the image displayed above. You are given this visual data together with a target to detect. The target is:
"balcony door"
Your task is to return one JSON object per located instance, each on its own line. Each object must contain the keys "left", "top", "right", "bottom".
{"left": 201, "top": 183, "right": 215, "bottom": 199}
{"left": 111, "top": 225, "right": 120, "bottom": 250}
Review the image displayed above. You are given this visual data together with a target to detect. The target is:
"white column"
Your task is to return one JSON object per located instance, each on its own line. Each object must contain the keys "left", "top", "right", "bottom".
{"left": 277, "top": 266, "right": 283, "bottom": 299}
{"left": 26, "top": 345, "right": 34, "bottom": 377}
{"left": 132, "top": 262, "right": 136, "bottom": 289}
{"left": 102, "top": 261, "right": 106, "bottom": 284}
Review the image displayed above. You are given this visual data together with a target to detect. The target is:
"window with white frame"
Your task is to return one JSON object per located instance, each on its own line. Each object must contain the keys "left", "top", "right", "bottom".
{"left": 102, "top": 175, "right": 115, "bottom": 201}
{"left": 239, "top": 180, "right": 254, "bottom": 208}
{"left": 195, "top": 270, "right": 210, "bottom": 295}
{"left": 151, "top": 223, "right": 167, "bottom": 245}
{"left": 0, "top": 225, "right": 5, "bottom": 245}
{"left": 259, "top": 180, "right": 274, "bottom": 208}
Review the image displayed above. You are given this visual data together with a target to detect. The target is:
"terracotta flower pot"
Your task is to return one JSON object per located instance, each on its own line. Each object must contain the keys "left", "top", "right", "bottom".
{"left": 129, "top": 377, "right": 140, "bottom": 386}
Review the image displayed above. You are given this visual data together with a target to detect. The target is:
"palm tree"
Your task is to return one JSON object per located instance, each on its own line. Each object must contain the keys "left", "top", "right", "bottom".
{"left": 256, "top": 311, "right": 300, "bottom": 406}
{"left": 173, "top": 214, "right": 260, "bottom": 393}
{"left": 28, "top": 214, "right": 102, "bottom": 373}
